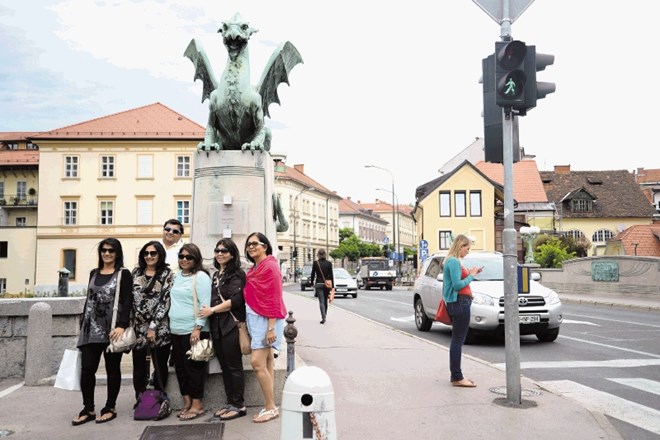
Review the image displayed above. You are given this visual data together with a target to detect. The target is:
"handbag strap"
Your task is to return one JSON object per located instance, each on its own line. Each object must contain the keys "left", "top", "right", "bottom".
{"left": 216, "top": 272, "right": 239, "bottom": 323}
{"left": 110, "top": 267, "right": 125, "bottom": 329}
{"left": 191, "top": 273, "right": 198, "bottom": 322}
{"left": 317, "top": 261, "right": 327, "bottom": 282}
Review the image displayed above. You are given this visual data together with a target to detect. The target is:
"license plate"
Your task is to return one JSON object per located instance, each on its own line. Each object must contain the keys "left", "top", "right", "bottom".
{"left": 336, "top": 288, "right": 347, "bottom": 292}
{"left": 520, "top": 315, "right": 540, "bottom": 324}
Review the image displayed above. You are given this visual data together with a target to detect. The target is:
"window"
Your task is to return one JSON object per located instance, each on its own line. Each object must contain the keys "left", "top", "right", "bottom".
{"left": 137, "top": 199, "right": 153, "bottom": 225}
{"left": 0, "top": 278, "right": 6, "bottom": 293}
{"left": 571, "top": 199, "right": 592, "bottom": 212}
{"left": 0, "top": 241, "right": 7, "bottom": 258}
{"left": 454, "top": 191, "right": 466, "bottom": 217}
{"left": 64, "top": 201, "right": 78, "bottom": 225}
{"left": 177, "top": 156, "right": 191, "bottom": 177}
{"left": 99, "top": 201, "right": 114, "bottom": 225}
{"left": 16, "top": 217, "right": 26, "bottom": 227}
{"left": 439, "top": 231, "right": 452, "bottom": 250}
{"left": 137, "top": 155, "right": 153, "bottom": 178}
{"left": 0, "top": 182, "right": 4, "bottom": 199}
{"left": 64, "top": 156, "right": 79, "bottom": 178}
{"left": 16, "top": 181, "right": 26, "bottom": 200}
{"left": 592, "top": 229, "right": 614, "bottom": 243}
{"left": 63, "top": 249, "right": 76, "bottom": 280}
{"left": 26, "top": 142, "right": 37, "bottom": 150}
{"left": 100, "top": 156, "right": 115, "bottom": 178}
{"left": 439, "top": 192, "right": 451, "bottom": 217}
{"left": 177, "top": 200, "right": 190, "bottom": 224}
{"left": 563, "top": 229, "right": 585, "bottom": 241}
{"left": 425, "top": 257, "right": 443, "bottom": 278}
{"left": 470, "top": 191, "right": 482, "bottom": 217}
{"left": 5, "top": 143, "right": 18, "bottom": 150}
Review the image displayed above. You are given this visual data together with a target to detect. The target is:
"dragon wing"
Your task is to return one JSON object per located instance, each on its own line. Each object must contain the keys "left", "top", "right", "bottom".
{"left": 256, "top": 41, "right": 304, "bottom": 118}
{"left": 183, "top": 38, "right": 219, "bottom": 103}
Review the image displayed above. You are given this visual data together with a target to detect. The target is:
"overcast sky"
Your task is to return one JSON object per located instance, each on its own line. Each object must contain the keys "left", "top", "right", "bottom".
{"left": 1, "top": 0, "right": 657, "bottom": 205}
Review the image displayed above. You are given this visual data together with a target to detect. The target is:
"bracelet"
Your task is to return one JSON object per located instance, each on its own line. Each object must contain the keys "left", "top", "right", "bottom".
{"left": 267, "top": 327, "right": 275, "bottom": 332}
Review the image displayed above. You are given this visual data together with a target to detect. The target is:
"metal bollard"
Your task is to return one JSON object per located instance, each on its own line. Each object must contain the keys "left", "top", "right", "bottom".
{"left": 280, "top": 366, "right": 336, "bottom": 440}
{"left": 284, "top": 310, "right": 298, "bottom": 376}
{"left": 57, "top": 267, "right": 70, "bottom": 297}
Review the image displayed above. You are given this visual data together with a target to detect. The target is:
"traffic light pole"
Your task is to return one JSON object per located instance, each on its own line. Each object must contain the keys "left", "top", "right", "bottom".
{"left": 502, "top": 107, "right": 522, "bottom": 405}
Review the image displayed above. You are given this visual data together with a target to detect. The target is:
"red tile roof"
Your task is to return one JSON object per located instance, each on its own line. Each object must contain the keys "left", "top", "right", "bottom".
{"left": 476, "top": 160, "right": 548, "bottom": 203}
{"left": 610, "top": 224, "right": 660, "bottom": 257}
{"left": 0, "top": 132, "right": 37, "bottom": 141}
{"left": 31, "top": 103, "right": 204, "bottom": 140}
{"left": 635, "top": 168, "right": 660, "bottom": 184}
{"left": 275, "top": 165, "right": 340, "bottom": 199}
{"left": 0, "top": 150, "right": 39, "bottom": 166}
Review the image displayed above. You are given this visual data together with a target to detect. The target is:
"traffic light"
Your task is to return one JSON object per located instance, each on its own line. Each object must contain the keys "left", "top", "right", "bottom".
{"left": 482, "top": 53, "right": 520, "bottom": 163}
{"left": 495, "top": 40, "right": 527, "bottom": 108}
{"left": 292, "top": 249, "right": 297, "bottom": 260}
{"left": 520, "top": 46, "right": 556, "bottom": 114}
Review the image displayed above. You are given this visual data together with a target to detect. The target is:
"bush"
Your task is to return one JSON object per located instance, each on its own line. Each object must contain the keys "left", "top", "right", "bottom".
{"left": 533, "top": 237, "right": 576, "bottom": 268}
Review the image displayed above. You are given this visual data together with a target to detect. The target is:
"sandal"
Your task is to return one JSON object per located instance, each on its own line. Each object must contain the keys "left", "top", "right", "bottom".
{"left": 213, "top": 404, "right": 232, "bottom": 418}
{"left": 219, "top": 405, "right": 247, "bottom": 421}
{"left": 179, "top": 409, "right": 205, "bottom": 421}
{"left": 452, "top": 378, "right": 477, "bottom": 387}
{"left": 253, "top": 407, "right": 279, "bottom": 423}
{"left": 96, "top": 407, "right": 117, "bottom": 423}
{"left": 72, "top": 408, "right": 96, "bottom": 426}
{"left": 178, "top": 406, "right": 192, "bottom": 418}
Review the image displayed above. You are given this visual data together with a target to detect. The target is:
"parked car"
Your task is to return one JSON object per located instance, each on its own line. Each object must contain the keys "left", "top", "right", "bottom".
{"left": 332, "top": 268, "right": 358, "bottom": 298}
{"left": 300, "top": 264, "right": 313, "bottom": 291}
{"left": 413, "top": 252, "right": 563, "bottom": 343}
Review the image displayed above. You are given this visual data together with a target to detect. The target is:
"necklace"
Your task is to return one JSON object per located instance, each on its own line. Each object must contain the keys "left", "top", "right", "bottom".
{"left": 180, "top": 271, "right": 192, "bottom": 277}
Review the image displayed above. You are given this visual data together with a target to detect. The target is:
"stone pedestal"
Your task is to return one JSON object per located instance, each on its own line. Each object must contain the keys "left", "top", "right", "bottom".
{"left": 191, "top": 150, "right": 278, "bottom": 262}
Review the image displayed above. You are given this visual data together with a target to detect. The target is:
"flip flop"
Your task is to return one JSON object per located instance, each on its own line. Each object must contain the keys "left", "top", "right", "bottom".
{"left": 253, "top": 407, "right": 279, "bottom": 423}
{"left": 96, "top": 407, "right": 117, "bottom": 423}
{"left": 452, "top": 379, "right": 477, "bottom": 387}
{"left": 180, "top": 409, "right": 206, "bottom": 421}
{"left": 219, "top": 406, "right": 247, "bottom": 421}
{"left": 72, "top": 409, "right": 96, "bottom": 426}
{"left": 213, "top": 404, "right": 232, "bottom": 418}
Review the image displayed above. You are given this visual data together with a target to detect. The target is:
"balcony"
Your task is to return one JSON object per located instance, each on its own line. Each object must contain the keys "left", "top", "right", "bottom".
{"left": 0, "top": 194, "right": 38, "bottom": 208}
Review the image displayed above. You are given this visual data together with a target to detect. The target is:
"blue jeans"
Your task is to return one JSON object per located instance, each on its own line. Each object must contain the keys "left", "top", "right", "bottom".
{"left": 447, "top": 295, "right": 472, "bottom": 382}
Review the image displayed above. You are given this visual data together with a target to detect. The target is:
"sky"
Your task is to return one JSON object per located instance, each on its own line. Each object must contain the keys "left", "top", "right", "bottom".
{"left": 1, "top": 0, "right": 658, "bottom": 206}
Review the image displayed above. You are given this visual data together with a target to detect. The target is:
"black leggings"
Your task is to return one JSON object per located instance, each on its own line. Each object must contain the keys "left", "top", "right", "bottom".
{"left": 79, "top": 343, "right": 123, "bottom": 411}
{"left": 132, "top": 344, "right": 171, "bottom": 399}
{"left": 171, "top": 334, "right": 207, "bottom": 399}
{"left": 213, "top": 327, "right": 245, "bottom": 407}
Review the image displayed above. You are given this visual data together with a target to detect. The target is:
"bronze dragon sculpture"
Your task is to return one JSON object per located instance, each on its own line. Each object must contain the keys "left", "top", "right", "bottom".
{"left": 184, "top": 13, "right": 303, "bottom": 152}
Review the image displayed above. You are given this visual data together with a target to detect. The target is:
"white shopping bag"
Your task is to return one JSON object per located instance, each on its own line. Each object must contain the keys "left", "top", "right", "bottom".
{"left": 54, "top": 349, "right": 81, "bottom": 391}
{"left": 207, "top": 356, "right": 222, "bottom": 375}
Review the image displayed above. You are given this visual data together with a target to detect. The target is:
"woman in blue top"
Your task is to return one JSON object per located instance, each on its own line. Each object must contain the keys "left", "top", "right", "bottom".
{"left": 442, "top": 234, "right": 482, "bottom": 387}
{"left": 168, "top": 243, "right": 212, "bottom": 420}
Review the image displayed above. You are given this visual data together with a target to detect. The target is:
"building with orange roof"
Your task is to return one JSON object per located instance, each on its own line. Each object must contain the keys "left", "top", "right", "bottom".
{"left": 605, "top": 224, "right": 660, "bottom": 256}
{"left": 338, "top": 197, "right": 388, "bottom": 245}
{"left": 634, "top": 167, "right": 660, "bottom": 218}
{"left": 357, "top": 199, "right": 417, "bottom": 255}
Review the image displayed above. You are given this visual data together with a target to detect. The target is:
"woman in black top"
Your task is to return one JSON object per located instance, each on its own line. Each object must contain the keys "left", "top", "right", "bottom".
{"left": 131, "top": 241, "right": 173, "bottom": 403}
{"left": 73, "top": 238, "right": 133, "bottom": 426}
{"left": 310, "top": 248, "right": 334, "bottom": 324}
{"left": 199, "top": 238, "right": 247, "bottom": 421}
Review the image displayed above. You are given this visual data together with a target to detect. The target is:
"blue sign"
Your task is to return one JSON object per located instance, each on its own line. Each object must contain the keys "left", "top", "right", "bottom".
{"left": 420, "top": 248, "right": 429, "bottom": 262}
{"left": 419, "top": 239, "right": 428, "bottom": 250}
{"left": 383, "top": 236, "right": 390, "bottom": 244}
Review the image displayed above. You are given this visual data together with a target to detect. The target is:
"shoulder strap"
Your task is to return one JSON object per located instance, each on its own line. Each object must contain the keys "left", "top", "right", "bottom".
{"left": 191, "top": 273, "right": 198, "bottom": 319}
{"left": 317, "top": 261, "right": 326, "bottom": 282}
{"left": 110, "top": 267, "right": 125, "bottom": 329}
{"left": 215, "top": 272, "right": 239, "bottom": 323}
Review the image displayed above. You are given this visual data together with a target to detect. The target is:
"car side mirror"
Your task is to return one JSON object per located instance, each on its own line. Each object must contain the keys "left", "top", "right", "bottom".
{"left": 531, "top": 272, "right": 540, "bottom": 281}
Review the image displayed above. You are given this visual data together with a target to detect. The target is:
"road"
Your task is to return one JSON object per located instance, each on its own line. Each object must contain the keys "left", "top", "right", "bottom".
{"left": 286, "top": 285, "right": 660, "bottom": 440}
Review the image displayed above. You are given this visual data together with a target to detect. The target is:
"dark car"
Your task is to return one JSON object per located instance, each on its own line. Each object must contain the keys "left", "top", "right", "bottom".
{"left": 299, "top": 264, "right": 313, "bottom": 291}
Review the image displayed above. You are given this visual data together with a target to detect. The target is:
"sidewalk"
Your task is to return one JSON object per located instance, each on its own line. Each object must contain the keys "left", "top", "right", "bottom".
{"left": 559, "top": 291, "right": 660, "bottom": 312}
{"left": 0, "top": 290, "right": 624, "bottom": 440}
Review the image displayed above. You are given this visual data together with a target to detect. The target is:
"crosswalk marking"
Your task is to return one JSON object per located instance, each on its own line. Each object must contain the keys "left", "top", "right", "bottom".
{"left": 540, "top": 380, "right": 660, "bottom": 435}
{"left": 608, "top": 378, "right": 660, "bottom": 396}
{"left": 494, "top": 358, "right": 660, "bottom": 370}
{"left": 561, "top": 319, "right": 601, "bottom": 326}
{"left": 390, "top": 315, "right": 415, "bottom": 322}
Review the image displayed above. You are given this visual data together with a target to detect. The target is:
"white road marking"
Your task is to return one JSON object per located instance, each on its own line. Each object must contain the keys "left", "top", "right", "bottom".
{"left": 567, "top": 313, "right": 660, "bottom": 329}
{"left": 390, "top": 315, "right": 416, "bottom": 322}
{"left": 560, "top": 335, "right": 660, "bottom": 358}
{"left": 360, "top": 296, "right": 411, "bottom": 307}
{"left": 495, "top": 358, "right": 660, "bottom": 370}
{"left": 608, "top": 378, "right": 660, "bottom": 396}
{"left": 540, "top": 380, "right": 660, "bottom": 435}
{"left": 561, "top": 319, "right": 601, "bottom": 326}
{"left": 0, "top": 381, "right": 23, "bottom": 399}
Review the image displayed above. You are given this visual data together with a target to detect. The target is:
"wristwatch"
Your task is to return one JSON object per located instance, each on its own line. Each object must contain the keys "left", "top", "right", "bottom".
{"left": 194, "top": 324, "right": 203, "bottom": 330}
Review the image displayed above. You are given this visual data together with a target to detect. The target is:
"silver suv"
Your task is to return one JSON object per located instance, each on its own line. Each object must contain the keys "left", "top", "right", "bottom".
{"left": 413, "top": 252, "right": 563, "bottom": 343}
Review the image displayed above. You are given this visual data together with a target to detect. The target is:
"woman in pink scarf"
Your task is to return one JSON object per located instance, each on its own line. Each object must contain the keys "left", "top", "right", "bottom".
{"left": 243, "top": 232, "right": 286, "bottom": 423}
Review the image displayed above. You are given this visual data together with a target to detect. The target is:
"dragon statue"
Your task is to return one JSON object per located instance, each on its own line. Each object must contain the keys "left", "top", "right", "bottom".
{"left": 184, "top": 13, "right": 303, "bottom": 152}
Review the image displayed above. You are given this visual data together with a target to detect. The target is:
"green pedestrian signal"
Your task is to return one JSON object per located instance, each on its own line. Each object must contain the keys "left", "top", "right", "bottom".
{"left": 495, "top": 40, "right": 527, "bottom": 107}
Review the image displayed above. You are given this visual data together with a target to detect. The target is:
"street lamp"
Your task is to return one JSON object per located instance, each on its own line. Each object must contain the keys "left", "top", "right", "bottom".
{"left": 293, "top": 186, "right": 314, "bottom": 282}
{"left": 365, "top": 165, "right": 398, "bottom": 272}
{"left": 376, "top": 187, "right": 399, "bottom": 260}
{"left": 519, "top": 226, "right": 540, "bottom": 264}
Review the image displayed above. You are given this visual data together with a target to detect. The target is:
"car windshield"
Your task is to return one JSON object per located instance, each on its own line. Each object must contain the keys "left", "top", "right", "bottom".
{"left": 303, "top": 266, "right": 312, "bottom": 275}
{"left": 333, "top": 269, "right": 352, "bottom": 280}
{"left": 462, "top": 256, "right": 503, "bottom": 281}
{"left": 367, "top": 261, "right": 388, "bottom": 270}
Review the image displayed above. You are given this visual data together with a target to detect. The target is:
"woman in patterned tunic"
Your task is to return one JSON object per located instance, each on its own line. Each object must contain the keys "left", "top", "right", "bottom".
{"left": 131, "top": 241, "right": 173, "bottom": 403}
{"left": 73, "top": 238, "right": 133, "bottom": 426}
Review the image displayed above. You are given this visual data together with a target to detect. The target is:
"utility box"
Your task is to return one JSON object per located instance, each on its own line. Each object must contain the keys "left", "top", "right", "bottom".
{"left": 280, "top": 366, "right": 336, "bottom": 440}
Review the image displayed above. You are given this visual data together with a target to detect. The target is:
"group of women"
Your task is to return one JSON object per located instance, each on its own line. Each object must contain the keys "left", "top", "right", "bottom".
{"left": 72, "top": 232, "right": 286, "bottom": 426}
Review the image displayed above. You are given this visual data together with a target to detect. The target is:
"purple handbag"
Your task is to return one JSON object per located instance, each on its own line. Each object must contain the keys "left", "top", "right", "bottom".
{"left": 134, "top": 389, "right": 171, "bottom": 420}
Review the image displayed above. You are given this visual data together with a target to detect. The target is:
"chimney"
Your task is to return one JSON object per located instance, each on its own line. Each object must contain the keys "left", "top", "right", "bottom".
{"left": 294, "top": 164, "right": 305, "bottom": 174}
{"left": 554, "top": 165, "right": 571, "bottom": 174}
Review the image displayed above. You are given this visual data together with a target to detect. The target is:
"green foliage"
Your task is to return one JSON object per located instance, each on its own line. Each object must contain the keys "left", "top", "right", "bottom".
{"left": 338, "top": 228, "right": 355, "bottom": 243}
{"left": 533, "top": 237, "right": 576, "bottom": 268}
{"left": 557, "top": 234, "right": 591, "bottom": 258}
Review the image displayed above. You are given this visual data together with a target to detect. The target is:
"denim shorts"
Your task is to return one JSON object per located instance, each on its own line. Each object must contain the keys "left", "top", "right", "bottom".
{"left": 245, "top": 304, "right": 284, "bottom": 351}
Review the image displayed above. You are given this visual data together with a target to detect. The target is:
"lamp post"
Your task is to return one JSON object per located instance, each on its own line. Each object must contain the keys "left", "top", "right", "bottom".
{"left": 519, "top": 226, "right": 540, "bottom": 264}
{"left": 293, "top": 186, "right": 314, "bottom": 282}
{"left": 365, "top": 165, "right": 398, "bottom": 274}
{"left": 376, "top": 187, "right": 399, "bottom": 261}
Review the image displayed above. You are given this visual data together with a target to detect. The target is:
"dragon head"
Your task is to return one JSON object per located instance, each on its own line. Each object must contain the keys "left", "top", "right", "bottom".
{"left": 218, "top": 13, "right": 258, "bottom": 60}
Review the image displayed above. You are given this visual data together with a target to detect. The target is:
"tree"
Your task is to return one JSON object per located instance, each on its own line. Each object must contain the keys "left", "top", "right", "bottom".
{"left": 533, "top": 237, "right": 576, "bottom": 268}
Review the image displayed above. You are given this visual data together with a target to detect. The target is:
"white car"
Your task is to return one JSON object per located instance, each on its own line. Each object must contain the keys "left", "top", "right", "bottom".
{"left": 413, "top": 252, "right": 562, "bottom": 343}
{"left": 332, "top": 268, "right": 358, "bottom": 298}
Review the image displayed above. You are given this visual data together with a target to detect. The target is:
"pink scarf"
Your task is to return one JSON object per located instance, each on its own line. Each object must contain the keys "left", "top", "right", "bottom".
{"left": 244, "top": 255, "right": 286, "bottom": 319}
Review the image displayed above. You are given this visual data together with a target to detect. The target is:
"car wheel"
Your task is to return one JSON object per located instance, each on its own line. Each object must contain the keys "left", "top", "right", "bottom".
{"left": 352, "top": 293, "right": 358, "bottom": 298}
{"left": 386, "top": 284, "right": 392, "bottom": 291}
{"left": 414, "top": 297, "right": 433, "bottom": 332}
{"left": 300, "top": 285, "right": 305, "bottom": 291}
{"left": 536, "top": 327, "right": 559, "bottom": 342}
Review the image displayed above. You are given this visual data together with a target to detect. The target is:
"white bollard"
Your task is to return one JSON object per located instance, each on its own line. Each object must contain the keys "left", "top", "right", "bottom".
{"left": 280, "top": 366, "right": 336, "bottom": 440}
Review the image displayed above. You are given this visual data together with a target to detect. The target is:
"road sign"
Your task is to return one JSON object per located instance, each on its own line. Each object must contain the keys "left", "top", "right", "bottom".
{"left": 383, "top": 236, "right": 389, "bottom": 244}
{"left": 420, "top": 248, "right": 429, "bottom": 262}
{"left": 419, "top": 239, "right": 428, "bottom": 250}
{"left": 472, "top": 0, "right": 535, "bottom": 25}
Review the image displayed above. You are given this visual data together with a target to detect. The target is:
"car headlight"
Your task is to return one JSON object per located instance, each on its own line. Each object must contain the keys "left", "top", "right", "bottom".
{"left": 472, "top": 292, "right": 495, "bottom": 306}
{"left": 546, "top": 290, "right": 560, "bottom": 306}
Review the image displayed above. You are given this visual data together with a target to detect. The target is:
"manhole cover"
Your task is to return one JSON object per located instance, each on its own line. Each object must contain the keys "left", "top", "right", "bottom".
{"left": 139, "top": 423, "right": 224, "bottom": 440}
{"left": 489, "top": 386, "right": 541, "bottom": 397}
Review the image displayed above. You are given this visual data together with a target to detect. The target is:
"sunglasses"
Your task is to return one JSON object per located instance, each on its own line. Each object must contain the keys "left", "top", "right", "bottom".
{"left": 246, "top": 241, "right": 265, "bottom": 248}
{"left": 101, "top": 248, "right": 116, "bottom": 254}
{"left": 178, "top": 254, "right": 195, "bottom": 261}
{"left": 143, "top": 250, "right": 158, "bottom": 257}
{"left": 214, "top": 248, "right": 230, "bottom": 254}
{"left": 164, "top": 226, "right": 182, "bottom": 235}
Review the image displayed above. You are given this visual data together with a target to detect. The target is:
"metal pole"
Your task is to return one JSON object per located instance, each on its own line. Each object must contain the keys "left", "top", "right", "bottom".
{"left": 502, "top": 106, "right": 521, "bottom": 404}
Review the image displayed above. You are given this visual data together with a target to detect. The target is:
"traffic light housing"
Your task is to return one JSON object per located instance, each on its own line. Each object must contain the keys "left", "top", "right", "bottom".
{"left": 495, "top": 40, "right": 527, "bottom": 108}
{"left": 520, "top": 46, "right": 556, "bottom": 113}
